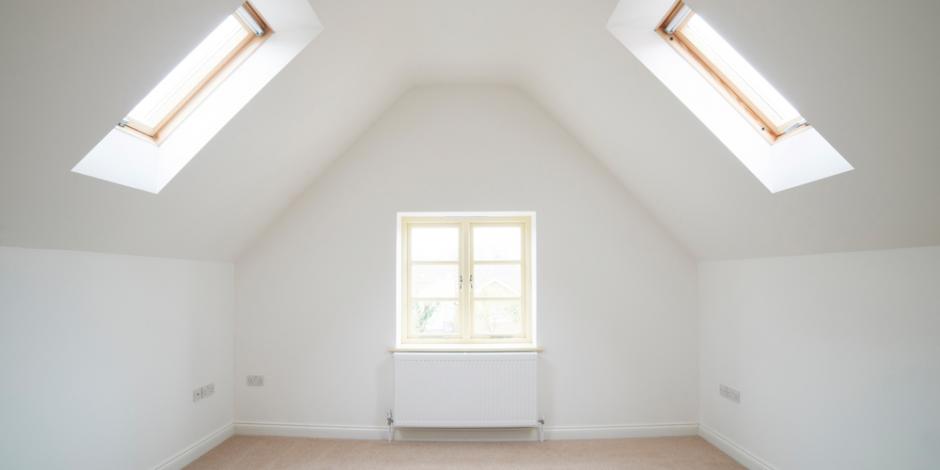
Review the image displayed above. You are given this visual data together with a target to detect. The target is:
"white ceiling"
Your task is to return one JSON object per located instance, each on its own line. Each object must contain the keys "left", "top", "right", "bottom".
{"left": 1, "top": 0, "right": 938, "bottom": 261}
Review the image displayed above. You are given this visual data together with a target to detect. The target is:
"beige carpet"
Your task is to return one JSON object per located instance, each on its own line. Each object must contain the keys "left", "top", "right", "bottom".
{"left": 186, "top": 435, "right": 743, "bottom": 469}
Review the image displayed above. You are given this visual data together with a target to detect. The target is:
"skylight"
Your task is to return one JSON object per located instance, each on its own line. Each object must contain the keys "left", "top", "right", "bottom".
{"left": 608, "top": 0, "right": 852, "bottom": 192}
{"left": 120, "top": 3, "right": 269, "bottom": 142}
{"left": 75, "top": 0, "right": 322, "bottom": 194}
{"left": 661, "top": 1, "right": 807, "bottom": 140}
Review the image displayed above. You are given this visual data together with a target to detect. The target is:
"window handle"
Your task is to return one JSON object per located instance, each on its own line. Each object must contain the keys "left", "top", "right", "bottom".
{"left": 469, "top": 274, "right": 474, "bottom": 289}
{"left": 459, "top": 275, "right": 463, "bottom": 290}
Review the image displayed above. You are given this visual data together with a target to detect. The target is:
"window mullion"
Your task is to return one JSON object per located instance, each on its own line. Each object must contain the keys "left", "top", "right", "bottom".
{"left": 461, "top": 221, "right": 471, "bottom": 340}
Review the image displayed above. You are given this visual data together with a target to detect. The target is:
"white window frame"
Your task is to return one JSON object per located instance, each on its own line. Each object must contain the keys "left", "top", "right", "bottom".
{"left": 396, "top": 212, "right": 536, "bottom": 348}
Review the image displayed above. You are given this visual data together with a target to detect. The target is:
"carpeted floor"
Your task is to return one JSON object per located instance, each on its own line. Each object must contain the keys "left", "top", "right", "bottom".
{"left": 186, "top": 435, "right": 744, "bottom": 469}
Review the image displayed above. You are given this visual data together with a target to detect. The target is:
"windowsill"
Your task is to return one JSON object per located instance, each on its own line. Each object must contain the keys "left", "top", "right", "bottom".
{"left": 390, "top": 345, "right": 542, "bottom": 353}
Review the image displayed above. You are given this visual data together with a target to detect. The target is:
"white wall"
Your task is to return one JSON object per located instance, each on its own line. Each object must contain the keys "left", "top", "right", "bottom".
{"left": 235, "top": 85, "right": 699, "bottom": 435}
{"left": 699, "top": 246, "right": 940, "bottom": 469}
{"left": 0, "top": 246, "right": 235, "bottom": 469}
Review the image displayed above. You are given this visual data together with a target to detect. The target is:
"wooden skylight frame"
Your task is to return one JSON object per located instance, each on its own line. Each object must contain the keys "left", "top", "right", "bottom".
{"left": 118, "top": 2, "right": 271, "bottom": 143}
{"left": 658, "top": 1, "right": 808, "bottom": 142}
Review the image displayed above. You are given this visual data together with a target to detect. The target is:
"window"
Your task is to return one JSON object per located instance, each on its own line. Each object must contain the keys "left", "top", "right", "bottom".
{"left": 399, "top": 215, "right": 534, "bottom": 346}
{"left": 75, "top": 0, "right": 320, "bottom": 194}
{"left": 659, "top": 1, "right": 807, "bottom": 141}
{"left": 608, "top": 0, "right": 852, "bottom": 192}
{"left": 119, "top": 2, "right": 270, "bottom": 142}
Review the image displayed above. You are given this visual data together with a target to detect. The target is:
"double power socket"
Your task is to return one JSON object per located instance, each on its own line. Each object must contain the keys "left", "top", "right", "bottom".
{"left": 193, "top": 383, "right": 216, "bottom": 402}
{"left": 193, "top": 375, "right": 262, "bottom": 403}
{"left": 719, "top": 384, "right": 741, "bottom": 403}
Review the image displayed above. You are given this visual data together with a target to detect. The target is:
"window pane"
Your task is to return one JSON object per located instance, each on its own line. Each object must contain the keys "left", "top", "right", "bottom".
{"left": 410, "top": 301, "right": 459, "bottom": 336}
{"left": 473, "top": 225, "right": 521, "bottom": 261}
{"left": 126, "top": 15, "right": 252, "bottom": 131}
{"left": 411, "top": 264, "right": 459, "bottom": 298}
{"left": 681, "top": 14, "right": 803, "bottom": 131}
{"left": 410, "top": 226, "right": 459, "bottom": 261}
{"left": 473, "top": 264, "right": 521, "bottom": 298}
{"left": 473, "top": 300, "right": 523, "bottom": 337}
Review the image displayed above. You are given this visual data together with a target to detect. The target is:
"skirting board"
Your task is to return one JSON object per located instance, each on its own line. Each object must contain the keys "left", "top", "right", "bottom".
{"left": 545, "top": 423, "right": 698, "bottom": 440}
{"left": 235, "top": 421, "right": 697, "bottom": 441}
{"left": 153, "top": 422, "right": 234, "bottom": 470}
{"left": 698, "top": 423, "right": 776, "bottom": 470}
{"left": 236, "top": 422, "right": 388, "bottom": 440}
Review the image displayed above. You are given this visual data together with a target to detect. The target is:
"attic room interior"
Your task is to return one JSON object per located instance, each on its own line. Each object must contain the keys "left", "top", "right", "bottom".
{"left": 1, "top": 0, "right": 938, "bottom": 468}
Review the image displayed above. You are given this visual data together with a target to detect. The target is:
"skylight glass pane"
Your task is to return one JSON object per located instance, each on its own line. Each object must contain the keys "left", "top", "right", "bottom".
{"left": 125, "top": 15, "right": 252, "bottom": 133}
{"left": 681, "top": 14, "right": 804, "bottom": 133}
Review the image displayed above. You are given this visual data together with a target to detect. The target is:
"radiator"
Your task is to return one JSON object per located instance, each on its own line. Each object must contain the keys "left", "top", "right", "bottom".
{"left": 391, "top": 352, "right": 540, "bottom": 440}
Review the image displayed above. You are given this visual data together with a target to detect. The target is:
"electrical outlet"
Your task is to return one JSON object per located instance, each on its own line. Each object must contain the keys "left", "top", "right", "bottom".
{"left": 193, "top": 383, "right": 215, "bottom": 402}
{"left": 719, "top": 384, "right": 741, "bottom": 403}
{"left": 247, "top": 375, "right": 264, "bottom": 387}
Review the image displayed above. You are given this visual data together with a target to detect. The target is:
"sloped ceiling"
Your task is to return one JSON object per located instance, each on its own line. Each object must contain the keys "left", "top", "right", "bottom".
{"left": 1, "top": 0, "right": 938, "bottom": 261}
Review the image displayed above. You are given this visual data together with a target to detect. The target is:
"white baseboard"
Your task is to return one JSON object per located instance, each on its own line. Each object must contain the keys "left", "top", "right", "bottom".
{"left": 235, "top": 421, "right": 697, "bottom": 441}
{"left": 698, "top": 423, "right": 776, "bottom": 470}
{"left": 393, "top": 428, "right": 537, "bottom": 442}
{"left": 154, "top": 422, "right": 234, "bottom": 470}
{"left": 545, "top": 422, "right": 698, "bottom": 440}
{"left": 235, "top": 421, "right": 388, "bottom": 440}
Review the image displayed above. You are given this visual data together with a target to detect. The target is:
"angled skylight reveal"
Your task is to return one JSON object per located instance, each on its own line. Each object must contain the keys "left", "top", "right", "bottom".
{"left": 74, "top": 0, "right": 322, "bottom": 194}
{"left": 608, "top": 0, "right": 852, "bottom": 192}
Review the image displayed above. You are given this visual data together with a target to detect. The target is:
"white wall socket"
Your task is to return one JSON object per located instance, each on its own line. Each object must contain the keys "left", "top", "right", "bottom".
{"left": 193, "top": 382, "right": 215, "bottom": 402}
{"left": 719, "top": 384, "right": 741, "bottom": 403}
{"left": 247, "top": 375, "right": 264, "bottom": 387}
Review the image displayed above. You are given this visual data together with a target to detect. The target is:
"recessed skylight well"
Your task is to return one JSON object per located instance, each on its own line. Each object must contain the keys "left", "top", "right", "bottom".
{"left": 659, "top": 1, "right": 806, "bottom": 142}
{"left": 74, "top": 0, "right": 323, "bottom": 194}
{"left": 120, "top": 3, "right": 270, "bottom": 143}
{"left": 608, "top": 0, "right": 852, "bottom": 193}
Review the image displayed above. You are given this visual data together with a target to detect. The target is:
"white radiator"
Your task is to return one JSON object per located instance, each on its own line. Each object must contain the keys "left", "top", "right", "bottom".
{"left": 391, "top": 352, "right": 540, "bottom": 440}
